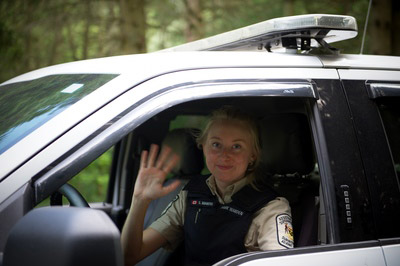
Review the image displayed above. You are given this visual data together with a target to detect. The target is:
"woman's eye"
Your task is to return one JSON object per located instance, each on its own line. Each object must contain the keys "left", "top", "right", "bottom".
{"left": 211, "top": 142, "right": 221, "bottom": 148}
{"left": 232, "top": 144, "right": 241, "bottom": 149}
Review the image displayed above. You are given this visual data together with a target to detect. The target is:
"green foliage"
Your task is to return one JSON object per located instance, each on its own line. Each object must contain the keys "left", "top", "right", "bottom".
{"left": 36, "top": 147, "right": 114, "bottom": 207}
{"left": 68, "top": 147, "right": 114, "bottom": 203}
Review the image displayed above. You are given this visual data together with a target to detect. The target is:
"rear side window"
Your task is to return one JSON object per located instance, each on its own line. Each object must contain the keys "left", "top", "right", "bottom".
{"left": 0, "top": 74, "right": 118, "bottom": 155}
{"left": 169, "top": 115, "right": 208, "bottom": 131}
{"left": 376, "top": 98, "right": 400, "bottom": 182}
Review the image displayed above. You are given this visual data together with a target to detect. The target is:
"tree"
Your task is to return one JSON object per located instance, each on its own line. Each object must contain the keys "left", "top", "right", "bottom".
{"left": 0, "top": 0, "right": 396, "bottom": 82}
{"left": 119, "top": 0, "right": 147, "bottom": 54}
{"left": 183, "top": 0, "right": 204, "bottom": 41}
{"left": 369, "top": 0, "right": 392, "bottom": 55}
{"left": 393, "top": 0, "right": 400, "bottom": 55}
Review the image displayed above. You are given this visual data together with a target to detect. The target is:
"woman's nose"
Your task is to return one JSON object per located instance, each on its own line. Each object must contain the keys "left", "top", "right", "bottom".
{"left": 220, "top": 147, "right": 231, "bottom": 158}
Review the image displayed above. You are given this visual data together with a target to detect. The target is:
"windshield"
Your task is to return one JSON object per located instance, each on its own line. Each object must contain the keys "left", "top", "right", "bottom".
{"left": 0, "top": 74, "right": 118, "bottom": 155}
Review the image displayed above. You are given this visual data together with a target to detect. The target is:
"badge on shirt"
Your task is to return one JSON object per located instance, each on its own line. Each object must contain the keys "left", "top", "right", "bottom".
{"left": 190, "top": 200, "right": 214, "bottom": 207}
{"left": 276, "top": 214, "right": 294, "bottom": 248}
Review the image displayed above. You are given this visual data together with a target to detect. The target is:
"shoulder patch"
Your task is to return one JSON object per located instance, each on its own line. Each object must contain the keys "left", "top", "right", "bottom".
{"left": 276, "top": 214, "right": 294, "bottom": 248}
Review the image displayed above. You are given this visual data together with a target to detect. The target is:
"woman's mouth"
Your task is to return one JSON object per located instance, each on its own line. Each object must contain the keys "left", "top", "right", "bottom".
{"left": 216, "top": 165, "right": 233, "bottom": 170}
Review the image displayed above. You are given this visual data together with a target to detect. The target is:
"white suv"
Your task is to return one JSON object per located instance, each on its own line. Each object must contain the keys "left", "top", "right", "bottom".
{"left": 0, "top": 14, "right": 399, "bottom": 266}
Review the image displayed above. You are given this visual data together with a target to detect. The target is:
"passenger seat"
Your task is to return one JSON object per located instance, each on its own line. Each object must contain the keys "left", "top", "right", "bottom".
{"left": 257, "top": 113, "right": 319, "bottom": 247}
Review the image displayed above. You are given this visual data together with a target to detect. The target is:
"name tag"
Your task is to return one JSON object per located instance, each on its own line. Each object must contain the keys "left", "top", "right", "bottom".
{"left": 191, "top": 200, "right": 214, "bottom": 207}
{"left": 220, "top": 205, "right": 244, "bottom": 216}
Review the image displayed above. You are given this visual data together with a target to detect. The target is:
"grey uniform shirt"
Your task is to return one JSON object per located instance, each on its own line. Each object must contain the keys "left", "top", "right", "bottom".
{"left": 149, "top": 175, "right": 294, "bottom": 251}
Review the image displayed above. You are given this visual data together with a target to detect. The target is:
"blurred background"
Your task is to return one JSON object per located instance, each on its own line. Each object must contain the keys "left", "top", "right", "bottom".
{"left": 1, "top": 0, "right": 399, "bottom": 84}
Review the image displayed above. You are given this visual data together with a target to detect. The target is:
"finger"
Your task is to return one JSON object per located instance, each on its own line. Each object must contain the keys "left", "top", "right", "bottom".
{"left": 156, "top": 145, "right": 172, "bottom": 169}
{"left": 147, "top": 144, "right": 159, "bottom": 167}
{"left": 140, "top": 150, "right": 148, "bottom": 169}
{"left": 162, "top": 153, "right": 180, "bottom": 174}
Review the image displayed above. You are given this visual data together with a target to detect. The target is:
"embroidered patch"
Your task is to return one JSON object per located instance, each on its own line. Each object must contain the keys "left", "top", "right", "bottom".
{"left": 220, "top": 205, "right": 244, "bottom": 216}
{"left": 276, "top": 214, "right": 294, "bottom": 248}
{"left": 190, "top": 200, "right": 214, "bottom": 207}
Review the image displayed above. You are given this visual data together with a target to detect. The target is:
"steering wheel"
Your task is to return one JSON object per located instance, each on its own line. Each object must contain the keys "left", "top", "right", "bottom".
{"left": 54, "top": 183, "right": 90, "bottom": 207}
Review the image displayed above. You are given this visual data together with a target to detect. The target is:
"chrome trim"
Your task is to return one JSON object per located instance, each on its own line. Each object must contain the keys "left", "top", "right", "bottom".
{"left": 171, "top": 81, "right": 316, "bottom": 98}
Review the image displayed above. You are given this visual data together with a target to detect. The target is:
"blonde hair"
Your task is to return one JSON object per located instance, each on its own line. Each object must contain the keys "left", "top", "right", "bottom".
{"left": 196, "top": 106, "right": 261, "bottom": 176}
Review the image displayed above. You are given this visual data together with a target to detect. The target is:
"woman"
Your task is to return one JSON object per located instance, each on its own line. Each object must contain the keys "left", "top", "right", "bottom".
{"left": 121, "top": 107, "right": 293, "bottom": 266}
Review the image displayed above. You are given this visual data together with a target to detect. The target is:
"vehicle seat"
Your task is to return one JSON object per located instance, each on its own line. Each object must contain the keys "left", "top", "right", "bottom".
{"left": 138, "top": 128, "right": 204, "bottom": 266}
{"left": 257, "top": 113, "right": 319, "bottom": 247}
{"left": 3, "top": 207, "right": 123, "bottom": 266}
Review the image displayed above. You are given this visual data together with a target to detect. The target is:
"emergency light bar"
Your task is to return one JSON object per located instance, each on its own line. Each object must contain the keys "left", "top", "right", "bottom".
{"left": 162, "top": 14, "right": 358, "bottom": 52}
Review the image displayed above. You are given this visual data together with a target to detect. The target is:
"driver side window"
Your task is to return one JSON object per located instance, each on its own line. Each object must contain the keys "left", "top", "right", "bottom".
{"left": 36, "top": 147, "right": 114, "bottom": 207}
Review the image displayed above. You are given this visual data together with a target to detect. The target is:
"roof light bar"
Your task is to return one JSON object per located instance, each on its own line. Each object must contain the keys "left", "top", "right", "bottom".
{"left": 161, "top": 14, "right": 357, "bottom": 52}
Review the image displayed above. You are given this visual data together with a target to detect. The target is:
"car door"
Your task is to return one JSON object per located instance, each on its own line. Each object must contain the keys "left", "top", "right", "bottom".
{"left": 339, "top": 69, "right": 400, "bottom": 266}
{"left": 211, "top": 73, "right": 388, "bottom": 265}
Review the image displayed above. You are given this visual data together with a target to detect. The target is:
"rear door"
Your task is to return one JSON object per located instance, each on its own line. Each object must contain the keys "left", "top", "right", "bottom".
{"left": 339, "top": 69, "right": 400, "bottom": 265}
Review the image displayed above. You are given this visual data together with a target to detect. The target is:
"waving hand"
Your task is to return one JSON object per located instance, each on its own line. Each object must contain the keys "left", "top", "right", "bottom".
{"left": 133, "top": 144, "right": 181, "bottom": 202}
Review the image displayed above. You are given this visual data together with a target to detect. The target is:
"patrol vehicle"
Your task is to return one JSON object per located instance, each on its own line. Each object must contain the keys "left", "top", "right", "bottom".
{"left": 0, "top": 14, "right": 399, "bottom": 266}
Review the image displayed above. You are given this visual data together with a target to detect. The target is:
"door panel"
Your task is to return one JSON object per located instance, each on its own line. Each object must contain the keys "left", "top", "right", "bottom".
{"left": 339, "top": 75, "right": 400, "bottom": 239}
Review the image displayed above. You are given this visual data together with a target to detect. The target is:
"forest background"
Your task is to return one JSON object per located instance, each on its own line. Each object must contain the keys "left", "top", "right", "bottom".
{"left": 1, "top": 0, "right": 399, "bottom": 203}
{"left": 1, "top": 0, "right": 399, "bottom": 84}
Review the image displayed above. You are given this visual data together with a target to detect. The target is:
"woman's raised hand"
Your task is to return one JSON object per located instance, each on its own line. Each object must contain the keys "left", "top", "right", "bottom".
{"left": 133, "top": 144, "right": 181, "bottom": 202}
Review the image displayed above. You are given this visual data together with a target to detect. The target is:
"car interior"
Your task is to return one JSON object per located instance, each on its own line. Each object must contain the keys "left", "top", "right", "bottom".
{"left": 3, "top": 96, "right": 324, "bottom": 266}
{"left": 119, "top": 97, "right": 322, "bottom": 265}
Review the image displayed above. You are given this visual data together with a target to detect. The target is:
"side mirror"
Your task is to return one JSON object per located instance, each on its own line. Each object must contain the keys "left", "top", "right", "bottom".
{"left": 3, "top": 207, "right": 123, "bottom": 266}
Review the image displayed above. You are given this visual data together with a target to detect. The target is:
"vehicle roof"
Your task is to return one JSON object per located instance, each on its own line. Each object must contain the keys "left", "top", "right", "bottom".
{"left": 3, "top": 52, "right": 399, "bottom": 86}
{"left": 319, "top": 54, "right": 400, "bottom": 70}
{"left": 2, "top": 52, "right": 322, "bottom": 85}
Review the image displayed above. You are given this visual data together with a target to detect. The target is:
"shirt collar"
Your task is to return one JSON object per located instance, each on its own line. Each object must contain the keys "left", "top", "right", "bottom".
{"left": 206, "top": 175, "right": 249, "bottom": 204}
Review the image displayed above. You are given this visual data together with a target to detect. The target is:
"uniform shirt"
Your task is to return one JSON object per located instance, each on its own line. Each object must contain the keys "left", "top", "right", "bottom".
{"left": 149, "top": 175, "right": 294, "bottom": 251}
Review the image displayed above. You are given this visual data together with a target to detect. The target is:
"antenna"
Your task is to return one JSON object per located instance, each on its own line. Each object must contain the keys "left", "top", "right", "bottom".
{"left": 360, "top": 0, "right": 373, "bottom": 54}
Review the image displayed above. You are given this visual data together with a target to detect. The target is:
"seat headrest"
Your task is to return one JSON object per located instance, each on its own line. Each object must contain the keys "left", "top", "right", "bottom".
{"left": 258, "top": 113, "right": 314, "bottom": 175}
{"left": 162, "top": 128, "right": 204, "bottom": 177}
{"left": 4, "top": 207, "right": 123, "bottom": 266}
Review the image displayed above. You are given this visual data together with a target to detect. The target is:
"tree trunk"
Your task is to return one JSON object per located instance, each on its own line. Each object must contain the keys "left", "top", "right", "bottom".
{"left": 369, "top": 0, "right": 392, "bottom": 55}
{"left": 82, "top": 0, "right": 92, "bottom": 60}
{"left": 392, "top": 0, "right": 400, "bottom": 55}
{"left": 183, "top": 0, "right": 204, "bottom": 42}
{"left": 119, "top": 0, "right": 147, "bottom": 54}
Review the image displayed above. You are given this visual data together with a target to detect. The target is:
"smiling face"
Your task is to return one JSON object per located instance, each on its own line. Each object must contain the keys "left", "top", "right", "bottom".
{"left": 203, "top": 119, "right": 256, "bottom": 188}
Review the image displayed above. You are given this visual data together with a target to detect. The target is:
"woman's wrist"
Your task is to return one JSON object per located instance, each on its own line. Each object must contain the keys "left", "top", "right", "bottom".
{"left": 132, "top": 193, "right": 152, "bottom": 207}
